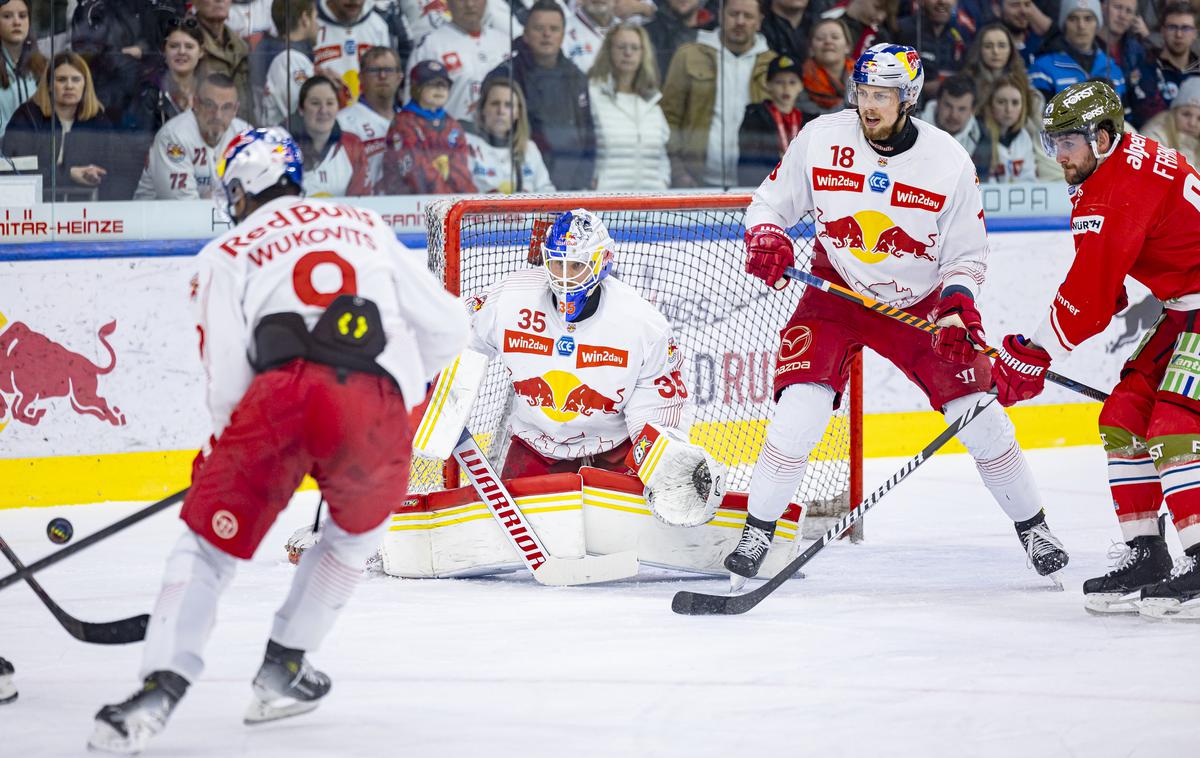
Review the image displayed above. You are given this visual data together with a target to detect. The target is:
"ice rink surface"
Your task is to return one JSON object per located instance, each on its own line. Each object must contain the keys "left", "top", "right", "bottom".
{"left": 1, "top": 446, "right": 1197, "bottom": 758}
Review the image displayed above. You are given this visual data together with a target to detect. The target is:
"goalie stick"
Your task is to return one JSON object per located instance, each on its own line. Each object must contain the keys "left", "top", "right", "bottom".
{"left": 453, "top": 429, "right": 639, "bottom": 585}
{"left": 671, "top": 393, "right": 997, "bottom": 616}
{"left": 782, "top": 266, "right": 1110, "bottom": 402}
{"left": 0, "top": 535, "right": 149, "bottom": 645}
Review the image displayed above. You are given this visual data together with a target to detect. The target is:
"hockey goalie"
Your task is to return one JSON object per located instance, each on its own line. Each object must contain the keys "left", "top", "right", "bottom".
{"left": 371, "top": 209, "right": 814, "bottom": 580}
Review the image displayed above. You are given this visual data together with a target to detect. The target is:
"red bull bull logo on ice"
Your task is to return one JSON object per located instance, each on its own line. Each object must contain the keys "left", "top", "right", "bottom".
{"left": 512, "top": 369, "right": 624, "bottom": 422}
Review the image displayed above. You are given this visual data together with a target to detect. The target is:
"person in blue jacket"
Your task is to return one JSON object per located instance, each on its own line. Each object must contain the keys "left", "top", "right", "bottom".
{"left": 1029, "top": 0, "right": 1125, "bottom": 100}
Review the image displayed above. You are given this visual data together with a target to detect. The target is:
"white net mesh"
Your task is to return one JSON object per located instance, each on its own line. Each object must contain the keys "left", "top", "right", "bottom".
{"left": 413, "top": 195, "right": 860, "bottom": 525}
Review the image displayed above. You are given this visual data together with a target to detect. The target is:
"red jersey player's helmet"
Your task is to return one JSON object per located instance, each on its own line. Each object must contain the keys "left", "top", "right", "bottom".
{"left": 1040, "top": 81, "right": 1125, "bottom": 160}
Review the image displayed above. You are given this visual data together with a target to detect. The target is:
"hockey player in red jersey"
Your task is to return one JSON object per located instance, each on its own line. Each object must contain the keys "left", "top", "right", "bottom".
{"left": 727, "top": 43, "right": 1069, "bottom": 588}
{"left": 994, "top": 81, "right": 1200, "bottom": 618}
{"left": 87, "top": 128, "right": 469, "bottom": 753}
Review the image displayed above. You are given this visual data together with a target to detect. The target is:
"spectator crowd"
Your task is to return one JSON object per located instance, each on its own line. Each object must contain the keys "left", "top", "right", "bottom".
{"left": 4, "top": 0, "right": 1200, "bottom": 202}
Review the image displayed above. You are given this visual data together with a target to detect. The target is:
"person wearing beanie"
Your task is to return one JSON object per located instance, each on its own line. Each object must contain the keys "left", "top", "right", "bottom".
{"left": 1141, "top": 76, "right": 1200, "bottom": 165}
{"left": 1029, "top": 0, "right": 1126, "bottom": 100}
{"left": 380, "top": 60, "right": 477, "bottom": 194}
{"left": 737, "top": 54, "right": 808, "bottom": 186}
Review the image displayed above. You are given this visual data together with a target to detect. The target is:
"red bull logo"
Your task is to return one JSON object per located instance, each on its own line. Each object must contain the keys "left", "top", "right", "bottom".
{"left": 0, "top": 313, "right": 126, "bottom": 430}
{"left": 816, "top": 208, "right": 938, "bottom": 264}
{"left": 511, "top": 369, "right": 624, "bottom": 422}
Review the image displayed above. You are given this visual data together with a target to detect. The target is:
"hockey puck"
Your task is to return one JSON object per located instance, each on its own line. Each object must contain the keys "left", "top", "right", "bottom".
{"left": 46, "top": 517, "right": 74, "bottom": 545}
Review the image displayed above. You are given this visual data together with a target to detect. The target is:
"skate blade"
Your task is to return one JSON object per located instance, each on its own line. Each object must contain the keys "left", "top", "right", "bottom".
{"left": 86, "top": 720, "right": 145, "bottom": 755}
{"left": 728, "top": 574, "right": 749, "bottom": 593}
{"left": 1138, "top": 597, "right": 1200, "bottom": 621}
{"left": 243, "top": 695, "right": 321, "bottom": 725}
{"left": 1083, "top": 591, "right": 1142, "bottom": 616}
{"left": 1045, "top": 571, "right": 1064, "bottom": 591}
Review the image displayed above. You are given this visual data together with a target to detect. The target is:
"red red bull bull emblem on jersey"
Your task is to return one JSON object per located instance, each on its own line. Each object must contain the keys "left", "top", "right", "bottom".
{"left": 0, "top": 315, "right": 126, "bottom": 430}
{"left": 512, "top": 369, "right": 625, "bottom": 422}
{"left": 817, "top": 208, "right": 938, "bottom": 264}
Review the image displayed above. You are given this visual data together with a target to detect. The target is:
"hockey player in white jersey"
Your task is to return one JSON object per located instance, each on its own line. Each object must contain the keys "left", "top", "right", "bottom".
{"left": 134, "top": 74, "right": 250, "bottom": 200}
{"left": 724, "top": 44, "right": 1069, "bottom": 586}
{"left": 467, "top": 209, "right": 689, "bottom": 477}
{"left": 88, "top": 128, "right": 468, "bottom": 754}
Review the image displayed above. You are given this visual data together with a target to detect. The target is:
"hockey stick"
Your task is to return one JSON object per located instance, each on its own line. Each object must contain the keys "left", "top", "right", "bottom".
{"left": 453, "top": 430, "right": 639, "bottom": 585}
{"left": 0, "top": 535, "right": 149, "bottom": 644}
{"left": 672, "top": 393, "right": 997, "bottom": 615}
{"left": 783, "top": 266, "right": 1110, "bottom": 402}
{"left": 0, "top": 488, "right": 187, "bottom": 595}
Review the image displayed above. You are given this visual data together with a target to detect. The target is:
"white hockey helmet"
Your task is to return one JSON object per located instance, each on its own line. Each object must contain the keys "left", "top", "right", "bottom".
{"left": 214, "top": 127, "right": 303, "bottom": 220}
{"left": 847, "top": 43, "right": 925, "bottom": 108}
{"left": 540, "top": 209, "right": 615, "bottom": 323}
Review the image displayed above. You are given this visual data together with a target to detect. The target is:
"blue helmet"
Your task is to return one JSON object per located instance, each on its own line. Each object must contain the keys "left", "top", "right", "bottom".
{"left": 848, "top": 44, "right": 924, "bottom": 108}
{"left": 214, "top": 127, "right": 303, "bottom": 220}
{"left": 541, "top": 209, "right": 614, "bottom": 323}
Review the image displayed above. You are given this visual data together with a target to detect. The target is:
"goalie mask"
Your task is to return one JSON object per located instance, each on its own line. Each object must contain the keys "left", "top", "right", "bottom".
{"left": 214, "top": 126, "right": 303, "bottom": 222}
{"left": 541, "top": 209, "right": 614, "bottom": 323}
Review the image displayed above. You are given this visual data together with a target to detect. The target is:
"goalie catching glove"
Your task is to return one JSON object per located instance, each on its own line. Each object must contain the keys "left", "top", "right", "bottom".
{"left": 625, "top": 423, "right": 727, "bottom": 527}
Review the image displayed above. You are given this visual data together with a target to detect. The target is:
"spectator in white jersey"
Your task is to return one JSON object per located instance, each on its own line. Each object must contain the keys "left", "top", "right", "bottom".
{"left": 466, "top": 76, "right": 554, "bottom": 192}
{"left": 588, "top": 22, "right": 671, "bottom": 190}
{"left": 564, "top": 0, "right": 616, "bottom": 74}
{"left": 288, "top": 74, "right": 372, "bottom": 196}
{"left": 406, "top": 0, "right": 510, "bottom": 120}
{"left": 257, "top": 0, "right": 319, "bottom": 125}
{"left": 134, "top": 72, "right": 250, "bottom": 199}
{"left": 337, "top": 45, "right": 402, "bottom": 189}
{"left": 314, "top": 0, "right": 404, "bottom": 105}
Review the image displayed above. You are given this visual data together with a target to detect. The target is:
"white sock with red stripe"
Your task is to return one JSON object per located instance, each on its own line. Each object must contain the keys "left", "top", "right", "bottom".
{"left": 747, "top": 383, "right": 835, "bottom": 523}
{"left": 270, "top": 519, "right": 383, "bottom": 652}
{"left": 945, "top": 393, "right": 1042, "bottom": 522}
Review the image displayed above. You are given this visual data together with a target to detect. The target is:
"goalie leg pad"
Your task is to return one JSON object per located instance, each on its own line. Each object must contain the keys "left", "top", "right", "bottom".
{"left": 139, "top": 530, "right": 238, "bottom": 683}
{"left": 271, "top": 519, "right": 383, "bottom": 652}
{"left": 747, "top": 383, "right": 835, "bottom": 523}
{"left": 946, "top": 392, "right": 1041, "bottom": 522}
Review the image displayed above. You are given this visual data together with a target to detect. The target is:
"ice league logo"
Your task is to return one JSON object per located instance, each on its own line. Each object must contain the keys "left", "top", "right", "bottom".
{"left": 0, "top": 310, "right": 126, "bottom": 432}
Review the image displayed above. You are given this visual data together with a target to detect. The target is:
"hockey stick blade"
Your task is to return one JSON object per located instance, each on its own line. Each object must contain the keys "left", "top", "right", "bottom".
{"left": 0, "top": 535, "right": 149, "bottom": 644}
{"left": 671, "top": 395, "right": 997, "bottom": 616}
{"left": 0, "top": 488, "right": 187, "bottom": 594}
{"left": 533, "top": 550, "right": 640, "bottom": 586}
{"left": 782, "top": 266, "right": 1109, "bottom": 402}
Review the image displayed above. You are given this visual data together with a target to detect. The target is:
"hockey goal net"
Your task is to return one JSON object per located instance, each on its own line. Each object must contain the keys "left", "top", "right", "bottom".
{"left": 416, "top": 194, "right": 862, "bottom": 536}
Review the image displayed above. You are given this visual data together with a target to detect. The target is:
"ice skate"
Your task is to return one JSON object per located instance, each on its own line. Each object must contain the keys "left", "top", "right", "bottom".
{"left": 244, "top": 640, "right": 331, "bottom": 725}
{"left": 724, "top": 515, "right": 776, "bottom": 591}
{"left": 1014, "top": 511, "right": 1069, "bottom": 589}
{"left": 0, "top": 657, "right": 15, "bottom": 705}
{"left": 88, "top": 670, "right": 188, "bottom": 755}
{"left": 1138, "top": 549, "right": 1200, "bottom": 621}
{"left": 1082, "top": 534, "right": 1173, "bottom": 615}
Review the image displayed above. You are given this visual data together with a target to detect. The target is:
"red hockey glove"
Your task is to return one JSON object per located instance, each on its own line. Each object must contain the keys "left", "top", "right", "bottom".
{"left": 930, "top": 290, "right": 985, "bottom": 364}
{"left": 1115, "top": 285, "right": 1129, "bottom": 314}
{"left": 744, "top": 224, "right": 794, "bottom": 290}
{"left": 993, "top": 335, "right": 1052, "bottom": 407}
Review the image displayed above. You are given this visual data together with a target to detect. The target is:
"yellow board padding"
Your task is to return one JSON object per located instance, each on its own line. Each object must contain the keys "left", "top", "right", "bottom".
{"left": 2, "top": 403, "right": 1103, "bottom": 509}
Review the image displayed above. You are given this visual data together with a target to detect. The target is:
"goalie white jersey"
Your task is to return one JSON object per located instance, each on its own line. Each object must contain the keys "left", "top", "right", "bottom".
{"left": 467, "top": 269, "right": 687, "bottom": 460}
{"left": 746, "top": 109, "right": 989, "bottom": 308}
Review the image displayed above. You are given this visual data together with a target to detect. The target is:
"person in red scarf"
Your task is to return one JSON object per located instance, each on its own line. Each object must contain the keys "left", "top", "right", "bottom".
{"left": 802, "top": 18, "right": 854, "bottom": 114}
{"left": 737, "top": 54, "right": 807, "bottom": 186}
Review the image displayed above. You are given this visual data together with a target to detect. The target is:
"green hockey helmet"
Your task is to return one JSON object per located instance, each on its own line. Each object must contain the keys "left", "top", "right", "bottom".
{"left": 1040, "top": 81, "right": 1125, "bottom": 159}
